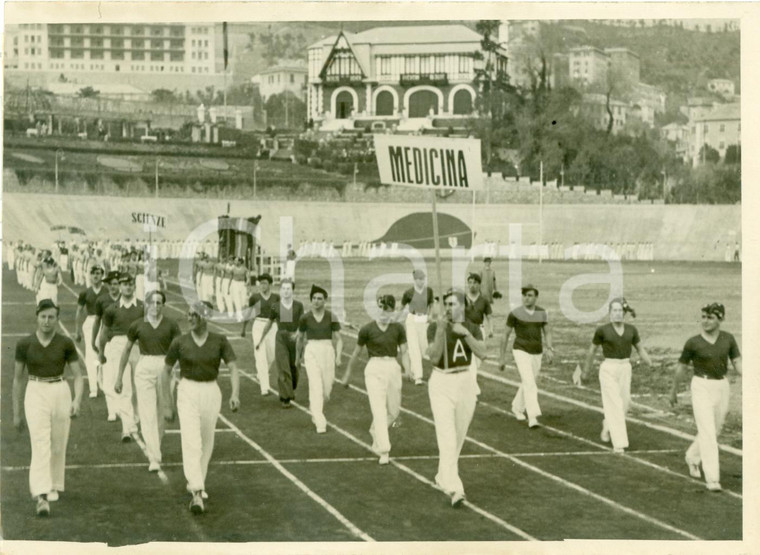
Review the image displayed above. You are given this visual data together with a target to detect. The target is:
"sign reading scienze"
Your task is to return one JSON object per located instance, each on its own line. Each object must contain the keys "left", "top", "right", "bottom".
{"left": 374, "top": 134, "right": 483, "bottom": 190}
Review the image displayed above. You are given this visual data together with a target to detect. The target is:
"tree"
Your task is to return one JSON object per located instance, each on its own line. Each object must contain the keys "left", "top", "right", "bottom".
{"left": 264, "top": 91, "right": 306, "bottom": 129}
{"left": 78, "top": 86, "right": 99, "bottom": 98}
{"left": 151, "top": 88, "right": 178, "bottom": 103}
{"left": 724, "top": 144, "right": 740, "bottom": 165}
{"left": 698, "top": 144, "right": 721, "bottom": 164}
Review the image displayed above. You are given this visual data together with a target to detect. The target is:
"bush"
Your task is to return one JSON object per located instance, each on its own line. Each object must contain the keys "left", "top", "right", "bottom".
{"left": 308, "top": 157, "right": 323, "bottom": 169}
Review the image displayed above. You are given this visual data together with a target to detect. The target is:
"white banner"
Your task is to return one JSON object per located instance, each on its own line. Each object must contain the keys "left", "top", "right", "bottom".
{"left": 374, "top": 134, "right": 483, "bottom": 190}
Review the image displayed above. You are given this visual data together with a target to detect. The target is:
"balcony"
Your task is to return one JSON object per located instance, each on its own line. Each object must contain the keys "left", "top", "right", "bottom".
{"left": 400, "top": 73, "right": 449, "bottom": 87}
{"left": 324, "top": 73, "right": 364, "bottom": 86}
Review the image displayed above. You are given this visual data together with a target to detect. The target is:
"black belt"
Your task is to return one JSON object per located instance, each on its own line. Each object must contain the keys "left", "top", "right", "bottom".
{"left": 694, "top": 373, "right": 725, "bottom": 381}
{"left": 433, "top": 366, "right": 470, "bottom": 375}
{"left": 29, "top": 375, "right": 64, "bottom": 383}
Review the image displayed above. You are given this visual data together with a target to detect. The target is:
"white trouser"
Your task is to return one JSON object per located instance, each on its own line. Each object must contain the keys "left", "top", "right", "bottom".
{"left": 512, "top": 350, "right": 543, "bottom": 419}
{"left": 36, "top": 281, "right": 59, "bottom": 306}
{"left": 103, "top": 336, "right": 138, "bottom": 434}
{"left": 469, "top": 324, "right": 485, "bottom": 396}
{"left": 8, "top": 250, "right": 15, "bottom": 270}
{"left": 428, "top": 369, "right": 477, "bottom": 497}
{"left": 230, "top": 280, "right": 247, "bottom": 319}
{"left": 304, "top": 341, "right": 335, "bottom": 431}
{"left": 686, "top": 376, "right": 730, "bottom": 484}
{"left": 177, "top": 378, "right": 221, "bottom": 492}
{"left": 201, "top": 274, "right": 214, "bottom": 303}
{"left": 284, "top": 260, "right": 296, "bottom": 279}
{"left": 252, "top": 318, "right": 277, "bottom": 394}
{"left": 405, "top": 313, "right": 428, "bottom": 381}
{"left": 598, "top": 359, "right": 632, "bottom": 449}
{"left": 25, "top": 380, "right": 72, "bottom": 498}
{"left": 60, "top": 254, "right": 68, "bottom": 272}
{"left": 215, "top": 277, "right": 226, "bottom": 312}
{"left": 81, "top": 315, "right": 100, "bottom": 395}
{"left": 364, "top": 358, "right": 402, "bottom": 456}
{"left": 134, "top": 355, "right": 169, "bottom": 464}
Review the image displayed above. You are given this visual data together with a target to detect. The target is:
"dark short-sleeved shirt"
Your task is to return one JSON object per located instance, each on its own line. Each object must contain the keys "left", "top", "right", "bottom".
{"left": 165, "top": 332, "right": 237, "bottom": 382}
{"left": 593, "top": 323, "right": 641, "bottom": 359}
{"left": 679, "top": 331, "right": 741, "bottom": 379}
{"left": 427, "top": 321, "right": 482, "bottom": 370}
{"left": 95, "top": 294, "right": 119, "bottom": 318}
{"left": 77, "top": 286, "right": 106, "bottom": 316}
{"left": 465, "top": 295, "right": 492, "bottom": 326}
{"left": 358, "top": 322, "right": 406, "bottom": 358}
{"left": 103, "top": 301, "right": 145, "bottom": 337}
{"left": 507, "top": 305, "right": 548, "bottom": 355}
{"left": 298, "top": 311, "right": 341, "bottom": 340}
{"left": 15, "top": 333, "right": 79, "bottom": 378}
{"left": 127, "top": 317, "right": 181, "bottom": 356}
{"left": 249, "top": 292, "right": 281, "bottom": 319}
{"left": 402, "top": 287, "right": 434, "bottom": 314}
{"left": 270, "top": 300, "right": 305, "bottom": 333}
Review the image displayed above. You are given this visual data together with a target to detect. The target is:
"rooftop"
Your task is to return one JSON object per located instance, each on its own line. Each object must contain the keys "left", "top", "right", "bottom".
{"left": 694, "top": 103, "right": 740, "bottom": 122}
{"left": 310, "top": 24, "right": 484, "bottom": 48}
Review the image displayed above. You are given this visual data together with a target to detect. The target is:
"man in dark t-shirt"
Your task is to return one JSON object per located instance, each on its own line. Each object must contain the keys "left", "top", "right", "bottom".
{"left": 401, "top": 269, "right": 435, "bottom": 385}
{"left": 671, "top": 302, "right": 741, "bottom": 492}
{"left": 13, "top": 300, "right": 84, "bottom": 517}
{"left": 341, "top": 294, "right": 411, "bottom": 464}
{"left": 164, "top": 300, "right": 240, "bottom": 515}
{"left": 244, "top": 273, "right": 281, "bottom": 395}
{"left": 296, "top": 284, "right": 342, "bottom": 434}
{"left": 426, "top": 289, "right": 486, "bottom": 508}
{"left": 75, "top": 264, "right": 106, "bottom": 398}
{"left": 499, "top": 284, "right": 554, "bottom": 428}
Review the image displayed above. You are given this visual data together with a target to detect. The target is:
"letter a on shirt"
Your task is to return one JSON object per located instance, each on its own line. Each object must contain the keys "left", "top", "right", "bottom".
{"left": 452, "top": 338, "right": 467, "bottom": 363}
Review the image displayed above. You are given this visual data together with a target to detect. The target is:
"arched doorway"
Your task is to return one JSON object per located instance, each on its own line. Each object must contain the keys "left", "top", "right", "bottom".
{"left": 336, "top": 90, "right": 354, "bottom": 119}
{"left": 408, "top": 90, "right": 439, "bottom": 117}
{"left": 375, "top": 90, "right": 394, "bottom": 116}
{"left": 452, "top": 89, "right": 473, "bottom": 115}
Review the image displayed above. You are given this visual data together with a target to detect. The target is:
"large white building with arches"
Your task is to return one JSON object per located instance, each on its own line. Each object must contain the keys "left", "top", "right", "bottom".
{"left": 306, "top": 24, "right": 506, "bottom": 130}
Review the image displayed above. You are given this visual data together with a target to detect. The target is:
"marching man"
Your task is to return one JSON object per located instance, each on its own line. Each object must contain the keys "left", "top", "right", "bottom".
{"left": 499, "top": 284, "right": 554, "bottom": 429}
{"left": 401, "top": 269, "right": 435, "bottom": 386}
{"left": 670, "top": 303, "right": 741, "bottom": 491}
{"left": 340, "top": 294, "right": 411, "bottom": 465}
{"left": 75, "top": 264, "right": 107, "bottom": 399}
{"left": 91, "top": 270, "right": 123, "bottom": 420}
{"left": 34, "top": 256, "right": 63, "bottom": 306}
{"left": 115, "top": 290, "right": 181, "bottom": 472}
{"left": 164, "top": 301, "right": 240, "bottom": 515}
{"left": 296, "top": 285, "right": 342, "bottom": 434}
{"left": 244, "top": 273, "right": 280, "bottom": 396}
{"left": 464, "top": 272, "right": 493, "bottom": 395}
{"left": 426, "top": 289, "right": 487, "bottom": 508}
{"left": 13, "top": 300, "right": 84, "bottom": 516}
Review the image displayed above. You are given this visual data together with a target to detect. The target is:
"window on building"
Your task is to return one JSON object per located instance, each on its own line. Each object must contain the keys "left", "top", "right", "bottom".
{"left": 71, "top": 37, "right": 84, "bottom": 47}
{"left": 112, "top": 50, "right": 124, "bottom": 60}
{"left": 170, "top": 52, "right": 183, "bottom": 62}
{"left": 170, "top": 26, "right": 183, "bottom": 37}
{"left": 458, "top": 55, "right": 469, "bottom": 74}
{"left": 111, "top": 38, "right": 124, "bottom": 48}
{"left": 91, "top": 50, "right": 104, "bottom": 59}
{"left": 170, "top": 39, "right": 182, "bottom": 49}
{"left": 151, "top": 51, "right": 163, "bottom": 61}
{"left": 151, "top": 26, "right": 163, "bottom": 36}
{"left": 405, "top": 55, "right": 416, "bottom": 73}
{"left": 132, "top": 26, "right": 144, "bottom": 36}
{"left": 70, "top": 49, "right": 84, "bottom": 59}
{"left": 92, "top": 25, "right": 103, "bottom": 34}
{"left": 91, "top": 38, "right": 103, "bottom": 47}
{"left": 420, "top": 55, "right": 431, "bottom": 74}
{"left": 50, "top": 49, "right": 64, "bottom": 59}
{"left": 719, "top": 141, "right": 725, "bottom": 149}
{"left": 290, "top": 73, "right": 295, "bottom": 83}
{"left": 704, "top": 123, "right": 709, "bottom": 132}
{"left": 204, "top": 40, "right": 209, "bottom": 47}
{"left": 720, "top": 124, "right": 725, "bottom": 132}
{"left": 151, "top": 39, "right": 162, "bottom": 49}
{"left": 192, "top": 67, "right": 196, "bottom": 73}
{"left": 111, "top": 25, "right": 124, "bottom": 35}
{"left": 132, "top": 39, "right": 144, "bottom": 48}
{"left": 132, "top": 51, "right": 144, "bottom": 61}
{"left": 71, "top": 25, "right": 83, "bottom": 34}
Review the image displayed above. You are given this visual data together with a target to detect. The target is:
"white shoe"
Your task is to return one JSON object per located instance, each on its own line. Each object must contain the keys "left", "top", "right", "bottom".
{"left": 261, "top": 390, "right": 270, "bottom": 397}
{"left": 414, "top": 379, "right": 424, "bottom": 386}
{"left": 186, "top": 485, "right": 209, "bottom": 499}
{"left": 378, "top": 454, "right": 390, "bottom": 465}
{"left": 512, "top": 409, "right": 527, "bottom": 422}
{"left": 148, "top": 461, "right": 161, "bottom": 472}
{"left": 613, "top": 447, "right": 625, "bottom": 454}
{"left": 706, "top": 482, "right": 722, "bottom": 492}
{"left": 686, "top": 461, "right": 701, "bottom": 478}
{"left": 450, "top": 491, "right": 465, "bottom": 508}
{"left": 316, "top": 427, "right": 327, "bottom": 434}
{"left": 89, "top": 391, "right": 98, "bottom": 399}
{"left": 47, "top": 490, "right": 59, "bottom": 502}
{"left": 600, "top": 428, "right": 611, "bottom": 443}
{"left": 107, "top": 414, "right": 117, "bottom": 422}
{"left": 528, "top": 418, "right": 540, "bottom": 429}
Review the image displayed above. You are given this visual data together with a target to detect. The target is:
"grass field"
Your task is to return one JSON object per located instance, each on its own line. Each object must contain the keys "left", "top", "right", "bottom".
{"left": 0, "top": 257, "right": 744, "bottom": 547}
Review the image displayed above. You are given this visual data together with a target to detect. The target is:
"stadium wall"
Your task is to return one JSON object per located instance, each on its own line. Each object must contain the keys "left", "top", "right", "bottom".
{"left": 2, "top": 193, "right": 740, "bottom": 261}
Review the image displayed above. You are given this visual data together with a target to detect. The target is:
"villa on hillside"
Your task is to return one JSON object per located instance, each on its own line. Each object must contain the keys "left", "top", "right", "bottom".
{"left": 306, "top": 24, "right": 507, "bottom": 132}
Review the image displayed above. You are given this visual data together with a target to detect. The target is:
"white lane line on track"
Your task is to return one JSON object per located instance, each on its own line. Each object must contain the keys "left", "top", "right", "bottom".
{"left": 217, "top": 413, "right": 375, "bottom": 542}
{"left": 475, "top": 398, "right": 743, "bottom": 501}
{"left": 336, "top": 324, "right": 743, "bottom": 457}
{"left": 0, "top": 450, "right": 685, "bottom": 472}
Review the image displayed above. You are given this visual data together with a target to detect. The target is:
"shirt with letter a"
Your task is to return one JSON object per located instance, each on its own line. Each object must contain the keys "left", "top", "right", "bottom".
{"left": 427, "top": 321, "right": 482, "bottom": 370}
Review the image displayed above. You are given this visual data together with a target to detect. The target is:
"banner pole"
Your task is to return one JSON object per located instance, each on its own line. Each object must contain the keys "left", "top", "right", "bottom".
{"left": 431, "top": 190, "right": 448, "bottom": 369}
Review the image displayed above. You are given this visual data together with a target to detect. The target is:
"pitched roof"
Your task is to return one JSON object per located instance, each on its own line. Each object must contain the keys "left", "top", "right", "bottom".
{"left": 309, "top": 24, "right": 482, "bottom": 48}
{"left": 694, "top": 103, "right": 740, "bottom": 122}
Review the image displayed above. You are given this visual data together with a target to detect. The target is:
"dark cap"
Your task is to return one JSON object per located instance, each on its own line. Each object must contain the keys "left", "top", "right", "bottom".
{"left": 258, "top": 273, "right": 273, "bottom": 284}
{"left": 442, "top": 288, "right": 466, "bottom": 305}
{"left": 610, "top": 297, "right": 636, "bottom": 318}
{"left": 90, "top": 264, "right": 105, "bottom": 274}
{"left": 467, "top": 272, "right": 482, "bottom": 284}
{"left": 310, "top": 284, "right": 328, "bottom": 300}
{"left": 484, "top": 257, "right": 493, "bottom": 263}
{"left": 104, "top": 271, "right": 121, "bottom": 283}
{"left": 701, "top": 302, "right": 725, "bottom": 320}
{"left": 188, "top": 300, "right": 214, "bottom": 319}
{"left": 521, "top": 283, "right": 539, "bottom": 296}
{"left": 118, "top": 273, "right": 135, "bottom": 284}
{"left": 36, "top": 298, "right": 59, "bottom": 315}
